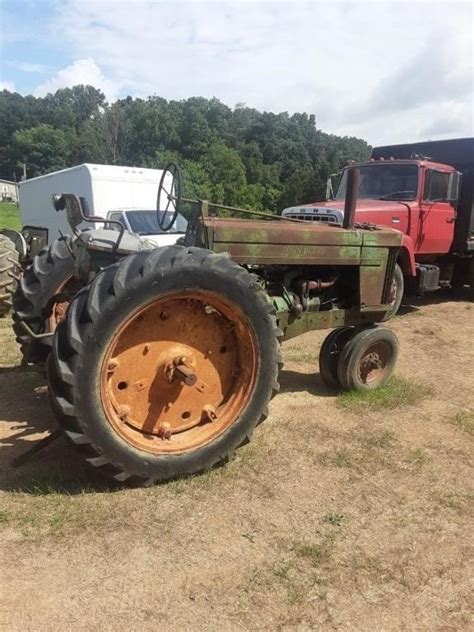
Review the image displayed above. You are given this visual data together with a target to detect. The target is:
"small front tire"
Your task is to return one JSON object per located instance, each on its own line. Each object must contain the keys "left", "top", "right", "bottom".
{"left": 337, "top": 326, "right": 399, "bottom": 391}
{"left": 319, "top": 327, "right": 354, "bottom": 389}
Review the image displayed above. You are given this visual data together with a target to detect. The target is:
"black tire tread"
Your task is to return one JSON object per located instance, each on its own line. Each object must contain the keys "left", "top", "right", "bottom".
{"left": 319, "top": 327, "right": 354, "bottom": 389}
{"left": 12, "top": 235, "right": 75, "bottom": 363}
{"left": 0, "top": 234, "right": 20, "bottom": 317}
{"left": 337, "top": 326, "right": 399, "bottom": 391}
{"left": 382, "top": 263, "right": 404, "bottom": 321}
{"left": 48, "top": 245, "right": 282, "bottom": 484}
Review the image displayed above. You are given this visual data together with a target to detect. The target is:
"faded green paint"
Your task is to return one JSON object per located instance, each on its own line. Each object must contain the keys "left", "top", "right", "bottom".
{"left": 276, "top": 306, "right": 388, "bottom": 340}
{"left": 195, "top": 213, "right": 403, "bottom": 334}
{"left": 212, "top": 241, "right": 362, "bottom": 265}
{"left": 203, "top": 218, "right": 402, "bottom": 266}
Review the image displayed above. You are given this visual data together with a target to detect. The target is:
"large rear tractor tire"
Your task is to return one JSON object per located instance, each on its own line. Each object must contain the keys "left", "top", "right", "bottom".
{"left": 337, "top": 326, "right": 399, "bottom": 391}
{"left": 382, "top": 263, "right": 404, "bottom": 321}
{"left": 48, "top": 245, "right": 282, "bottom": 485}
{"left": 12, "top": 235, "right": 78, "bottom": 364}
{"left": 0, "top": 234, "right": 21, "bottom": 317}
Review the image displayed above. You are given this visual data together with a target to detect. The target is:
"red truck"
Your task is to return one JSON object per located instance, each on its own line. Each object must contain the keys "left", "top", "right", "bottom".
{"left": 282, "top": 137, "right": 474, "bottom": 317}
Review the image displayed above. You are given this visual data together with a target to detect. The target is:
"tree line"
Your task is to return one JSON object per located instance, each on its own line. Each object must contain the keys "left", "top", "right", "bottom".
{"left": 0, "top": 85, "right": 370, "bottom": 212}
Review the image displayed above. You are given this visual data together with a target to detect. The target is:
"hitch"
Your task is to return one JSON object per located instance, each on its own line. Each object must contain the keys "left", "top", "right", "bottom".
{"left": 20, "top": 320, "right": 54, "bottom": 340}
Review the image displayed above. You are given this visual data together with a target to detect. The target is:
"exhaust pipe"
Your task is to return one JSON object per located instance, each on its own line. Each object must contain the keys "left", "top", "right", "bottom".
{"left": 342, "top": 167, "right": 359, "bottom": 229}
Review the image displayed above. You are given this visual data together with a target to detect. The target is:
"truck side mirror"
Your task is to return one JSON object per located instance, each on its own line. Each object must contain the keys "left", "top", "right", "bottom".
{"left": 447, "top": 171, "right": 462, "bottom": 204}
{"left": 326, "top": 171, "right": 342, "bottom": 200}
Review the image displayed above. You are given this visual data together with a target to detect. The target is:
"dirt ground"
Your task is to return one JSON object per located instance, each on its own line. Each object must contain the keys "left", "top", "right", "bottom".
{"left": 0, "top": 291, "right": 473, "bottom": 631}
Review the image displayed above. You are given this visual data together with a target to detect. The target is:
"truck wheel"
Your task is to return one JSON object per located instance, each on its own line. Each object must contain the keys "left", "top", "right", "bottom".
{"left": 337, "top": 326, "right": 399, "bottom": 391}
{"left": 383, "top": 263, "right": 404, "bottom": 321}
{"left": 48, "top": 245, "right": 282, "bottom": 485}
{"left": 12, "top": 235, "right": 78, "bottom": 364}
{"left": 319, "top": 327, "right": 354, "bottom": 389}
{"left": 0, "top": 234, "right": 20, "bottom": 317}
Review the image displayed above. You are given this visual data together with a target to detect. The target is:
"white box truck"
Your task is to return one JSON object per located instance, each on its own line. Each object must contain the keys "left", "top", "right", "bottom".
{"left": 17, "top": 163, "right": 177, "bottom": 245}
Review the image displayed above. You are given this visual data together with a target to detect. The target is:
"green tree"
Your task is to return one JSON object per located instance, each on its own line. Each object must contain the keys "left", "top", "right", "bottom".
{"left": 12, "top": 124, "right": 73, "bottom": 177}
{"left": 0, "top": 86, "right": 371, "bottom": 213}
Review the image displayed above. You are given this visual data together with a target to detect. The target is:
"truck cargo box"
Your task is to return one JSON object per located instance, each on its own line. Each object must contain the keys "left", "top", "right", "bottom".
{"left": 18, "top": 163, "right": 165, "bottom": 244}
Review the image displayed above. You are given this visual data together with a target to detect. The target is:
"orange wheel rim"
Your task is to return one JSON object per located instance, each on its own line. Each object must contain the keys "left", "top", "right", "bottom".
{"left": 100, "top": 290, "right": 258, "bottom": 455}
{"left": 357, "top": 341, "right": 392, "bottom": 384}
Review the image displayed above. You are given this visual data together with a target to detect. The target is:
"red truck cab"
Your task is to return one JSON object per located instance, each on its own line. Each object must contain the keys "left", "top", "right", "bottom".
{"left": 283, "top": 138, "right": 473, "bottom": 312}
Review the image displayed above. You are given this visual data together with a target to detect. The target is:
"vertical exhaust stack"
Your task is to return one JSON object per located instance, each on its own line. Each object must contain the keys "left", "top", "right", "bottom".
{"left": 343, "top": 167, "right": 359, "bottom": 229}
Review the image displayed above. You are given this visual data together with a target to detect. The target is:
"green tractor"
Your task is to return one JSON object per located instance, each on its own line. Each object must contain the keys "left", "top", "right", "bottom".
{"left": 44, "top": 164, "right": 402, "bottom": 485}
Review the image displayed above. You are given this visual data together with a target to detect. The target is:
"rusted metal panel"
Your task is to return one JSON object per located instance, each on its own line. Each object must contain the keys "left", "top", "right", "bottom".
{"left": 276, "top": 306, "right": 387, "bottom": 341}
{"left": 359, "top": 248, "right": 390, "bottom": 307}
{"left": 362, "top": 231, "right": 403, "bottom": 248}
{"left": 212, "top": 242, "right": 362, "bottom": 265}
{"left": 204, "top": 217, "right": 363, "bottom": 246}
{"left": 343, "top": 168, "right": 359, "bottom": 229}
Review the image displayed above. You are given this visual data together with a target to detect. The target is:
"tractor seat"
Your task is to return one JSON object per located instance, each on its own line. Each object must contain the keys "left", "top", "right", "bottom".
{"left": 75, "top": 228, "right": 155, "bottom": 254}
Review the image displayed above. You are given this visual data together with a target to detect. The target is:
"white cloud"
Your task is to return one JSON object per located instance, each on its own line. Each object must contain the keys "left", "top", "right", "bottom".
{"left": 33, "top": 58, "right": 121, "bottom": 102}
{"left": 0, "top": 81, "right": 16, "bottom": 92}
{"left": 27, "top": 1, "right": 474, "bottom": 144}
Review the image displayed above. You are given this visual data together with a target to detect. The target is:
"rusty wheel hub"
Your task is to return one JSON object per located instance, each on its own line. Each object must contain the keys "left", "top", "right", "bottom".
{"left": 357, "top": 341, "right": 391, "bottom": 384}
{"left": 100, "top": 290, "right": 258, "bottom": 455}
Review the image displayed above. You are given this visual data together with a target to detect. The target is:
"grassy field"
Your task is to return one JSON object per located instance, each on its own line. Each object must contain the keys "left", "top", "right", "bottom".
{"left": 0, "top": 292, "right": 473, "bottom": 630}
{"left": 0, "top": 201, "right": 21, "bottom": 230}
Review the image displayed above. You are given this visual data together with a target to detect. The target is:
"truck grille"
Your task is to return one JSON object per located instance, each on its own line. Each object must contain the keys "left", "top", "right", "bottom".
{"left": 284, "top": 213, "right": 340, "bottom": 223}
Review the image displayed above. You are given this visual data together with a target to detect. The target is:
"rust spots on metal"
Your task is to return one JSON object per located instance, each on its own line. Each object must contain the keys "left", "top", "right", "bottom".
{"left": 357, "top": 341, "right": 392, "bottom": 385}
{"left": 47, "top": 276, "right": 82, "bottom": 331}
{"left": 99, "top": 290, "right": 257, "bottom": 455}
{"left": 202, "top": 217, "right": 402, "bottom": 266}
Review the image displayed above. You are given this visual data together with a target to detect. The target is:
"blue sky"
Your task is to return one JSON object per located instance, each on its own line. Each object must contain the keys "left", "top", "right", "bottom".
{"left": 1, "top": 0, "right": 472, "bottom": 145}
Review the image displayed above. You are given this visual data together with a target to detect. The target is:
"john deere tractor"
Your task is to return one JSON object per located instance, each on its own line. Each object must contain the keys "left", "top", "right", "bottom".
{"left": 42, "top": 164, "right": 403, "bottom": 485}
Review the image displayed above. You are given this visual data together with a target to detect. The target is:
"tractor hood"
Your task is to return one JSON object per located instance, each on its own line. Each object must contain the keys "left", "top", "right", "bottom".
{"left": 203, "top": 217, "right": 402, "bottom": 266}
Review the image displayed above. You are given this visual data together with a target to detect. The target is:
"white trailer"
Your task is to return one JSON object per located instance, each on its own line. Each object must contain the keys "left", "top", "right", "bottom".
{"left": 18, "top": 163, "right": 169, "bottom": 245}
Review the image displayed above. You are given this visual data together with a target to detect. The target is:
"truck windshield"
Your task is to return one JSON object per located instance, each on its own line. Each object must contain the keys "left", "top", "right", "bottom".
{"left": 335, "top": 164, "right": 418, "bottom": 201}
{"left": 125, "top": 210, "right": 188, "bottom": 234}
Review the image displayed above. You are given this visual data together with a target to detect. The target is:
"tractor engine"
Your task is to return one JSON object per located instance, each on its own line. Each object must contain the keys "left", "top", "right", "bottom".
{"left": 260, "top": 265, "right": 357, "bottom": 316}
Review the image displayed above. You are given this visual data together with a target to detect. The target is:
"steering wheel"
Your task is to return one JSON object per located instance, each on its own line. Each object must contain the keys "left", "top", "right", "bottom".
{"left": 157, "top": 162, "right": 182, "bottom": 231}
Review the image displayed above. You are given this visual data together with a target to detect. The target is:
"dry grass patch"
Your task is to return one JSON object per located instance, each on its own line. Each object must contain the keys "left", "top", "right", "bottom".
{"left": 432, "top": 490, "right": 474, "bottom": 515}
{"left": 451, "top": 409, "right": 474, "bottom": 436}
{"left": 337, "top": 376, "right": 433, "bottom": 412}
{"left": 266, "top": 532, "right": 338, "bottom": 606}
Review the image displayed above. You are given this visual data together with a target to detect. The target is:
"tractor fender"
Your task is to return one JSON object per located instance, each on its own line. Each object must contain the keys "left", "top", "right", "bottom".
{"left": 0, "top": 228, "right": 27, "bottom": 261}
{"left": 398, "top": 235, "right": 417, "bottom": 277}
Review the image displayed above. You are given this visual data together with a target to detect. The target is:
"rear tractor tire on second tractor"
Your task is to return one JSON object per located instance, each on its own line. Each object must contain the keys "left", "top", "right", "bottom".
{"left": 12, "top": 235, "right": 79, "bottom": 364}
{"left": 0, "top": 234, "right": 21, "bottom": 317}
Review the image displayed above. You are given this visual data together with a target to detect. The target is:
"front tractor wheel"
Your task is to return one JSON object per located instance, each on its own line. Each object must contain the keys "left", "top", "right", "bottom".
{"left": 319, "top": 327, "right": 355, "bottom": 389}
{"left": 48, "top": 246, "right": 282, "bottom": 484}
{"left": 337, "top": 326, "right": 399, "bottom": 391}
